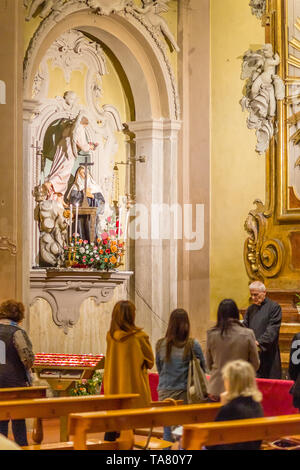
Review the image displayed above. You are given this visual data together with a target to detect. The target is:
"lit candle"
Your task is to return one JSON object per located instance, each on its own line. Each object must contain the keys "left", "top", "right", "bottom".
{"left": 75, "top": 203, "right": 79, "bottom": 240}
{"left": 69, "top": 204, "right": 73, "bottom": 242}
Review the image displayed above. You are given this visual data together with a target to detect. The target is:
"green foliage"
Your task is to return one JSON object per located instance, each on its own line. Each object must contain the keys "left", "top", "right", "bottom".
{"left": 69, "top": 370, "right": 103, "bottom": 396}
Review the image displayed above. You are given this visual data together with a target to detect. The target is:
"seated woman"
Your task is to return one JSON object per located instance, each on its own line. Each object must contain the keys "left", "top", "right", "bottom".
{"left": 0, "top": 300, "right": 35, "bottom": 447}
{"left": 207, "top": 360, "right": 263, "bottom": 450}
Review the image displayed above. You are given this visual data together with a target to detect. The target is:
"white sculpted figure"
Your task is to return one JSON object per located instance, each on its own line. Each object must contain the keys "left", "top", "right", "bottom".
{"left": 25, "top": 0, "right": 59, "bottom": 21}
{"left": 131, "top": 0, "right": 179, "bottom": 52}
{"left": 44, "top": 110, "right": 98, "bottom": 204}
{"left": 240, "top": 43, "right": 285, "bottom": 154}
{"left": 33, "top": 185, "right": 68, "bottom": 266}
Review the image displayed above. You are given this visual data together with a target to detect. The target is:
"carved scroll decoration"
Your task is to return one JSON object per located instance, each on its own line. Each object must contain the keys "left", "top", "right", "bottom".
{"left": 0, "top": 237, "right": 17, "bottom": 256}
{"left": 244, "top": 199, "right": 284, "bottom": 281}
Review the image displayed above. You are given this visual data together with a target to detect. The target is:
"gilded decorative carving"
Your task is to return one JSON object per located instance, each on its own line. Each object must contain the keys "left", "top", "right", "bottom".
{"left": 244, "top": 200, "right": 283, "bottom": 281}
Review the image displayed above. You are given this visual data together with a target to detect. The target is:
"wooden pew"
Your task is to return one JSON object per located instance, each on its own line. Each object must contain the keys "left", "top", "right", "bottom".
{"left": 0, "top": 386, "right": 48, "bottom": 401}
{"left": 0, "top": 386, "right": 49, "bottom": 443}
{"left": 182, "top": 414, "right": 300, "bottom": 450}
{"left": 68, "top": 403, "right": 222, "bottom": 450}
{"left": 0, "top": 393, "right": 138, "bottom": 448}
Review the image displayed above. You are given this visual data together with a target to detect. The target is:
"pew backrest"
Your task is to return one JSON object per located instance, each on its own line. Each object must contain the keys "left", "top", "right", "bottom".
{"left": 182, "top": 414, "right": 300, "bottom": 450}
{"left": 0, "top": 386, "right": 48, "bottom": 401}
{"left": 68, "top": 403, "right": 222, "bottom": 449}
{"left": 0, "top": 394, "right": 139, "bottom": 421}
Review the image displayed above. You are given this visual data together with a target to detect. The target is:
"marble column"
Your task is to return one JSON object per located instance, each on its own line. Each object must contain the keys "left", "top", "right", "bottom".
{"left": 129, "top": 119, "right": 181, "bottom": 348}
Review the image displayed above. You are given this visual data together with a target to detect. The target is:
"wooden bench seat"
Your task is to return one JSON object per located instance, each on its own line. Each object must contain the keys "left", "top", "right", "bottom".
{"left": 22, "top": 398, "right": 183, "bottom": 450}
{"left": 0, "top": 393, "right": 138, "bottom": 446}
{"left": 182, "top": 414, "right": 300, "bottom": 450}
{"left": 68, "top": 403, "right": 222, "bottom": 449}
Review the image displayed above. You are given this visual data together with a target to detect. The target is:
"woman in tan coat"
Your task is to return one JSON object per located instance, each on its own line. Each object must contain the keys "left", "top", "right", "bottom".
{"left": 206, "top": 299, "right": 260, "bottom": 401}
{"left": 104, "top": 300, "right": 154, "bottom": 409}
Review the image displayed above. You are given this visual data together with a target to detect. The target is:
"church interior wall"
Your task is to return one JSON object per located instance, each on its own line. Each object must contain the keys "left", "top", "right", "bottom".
{"left": 28, "top": 21, "right": 133, "bottom": 354}
{"left": 209, "top": 0, "right": 266, "bottom": 320}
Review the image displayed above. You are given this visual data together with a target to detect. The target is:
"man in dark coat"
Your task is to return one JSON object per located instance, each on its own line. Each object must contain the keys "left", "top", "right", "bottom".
{"left": 243, "top": 281, "right": 282, "bottom": 379}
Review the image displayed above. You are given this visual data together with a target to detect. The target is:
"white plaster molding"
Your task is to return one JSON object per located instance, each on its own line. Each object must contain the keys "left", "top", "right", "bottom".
{"left": 23, "top": 0, "right": 180, "bottom": 119}
{"left": 30, "top": 268, "right": 133, "bottom": 333}
{"left": 240, "top": 44, "right": 285, "bottom": 154}
{"left": 0, "top": 80, "right": 6, "bottom": 104}
{"left": 32, "top": 29, "right": 107, "bottom": 102}
{"left": 249, "top": 0, "right": 266, "bottom": 20}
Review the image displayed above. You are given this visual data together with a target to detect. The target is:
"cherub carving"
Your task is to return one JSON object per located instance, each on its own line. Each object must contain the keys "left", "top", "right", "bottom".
{"left": 25, "top": 0, "right": 59, "bottom": 22}
{"left": 240, "top": 43, "right": 285, "bottom": 154}
{"left": 130, "top": 0, "right": 179, "bottom": 52}
{"left": 33, "top": 185, "right": 68, "bottom": 266}
{"left": 249, "top": 0, "right": 266, "bottom": 19}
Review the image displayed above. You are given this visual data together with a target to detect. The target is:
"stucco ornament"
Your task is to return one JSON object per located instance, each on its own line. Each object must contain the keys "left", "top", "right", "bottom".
{"left": 85, "top": 0, "right": 133, "bottom": 15}
{"left": 240, "top": 43, "right": 285, "bottom": 154}
{"left": 25, "top": 0, "right": 61, "bottom": 21}
{"left": 249, "top": 0, "right": 266, "bottom": 20}
{"left": 130, "top": 0, "right": 179, "bottom": 52}
{"left": 33, "top": 184, "right": 68, "bottom": 267}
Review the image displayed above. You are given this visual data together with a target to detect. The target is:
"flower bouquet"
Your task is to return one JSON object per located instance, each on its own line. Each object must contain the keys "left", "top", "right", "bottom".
{"left": 64, "top": 216, "right": 125, "bottom": 271}
{"left": 69, "top": 370, "right": 103, "bottom": 396}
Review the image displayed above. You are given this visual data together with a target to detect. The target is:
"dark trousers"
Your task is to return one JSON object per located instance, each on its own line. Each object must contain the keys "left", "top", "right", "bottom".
{"left": 0, "top": 419, "right": 28, "bottom": 446}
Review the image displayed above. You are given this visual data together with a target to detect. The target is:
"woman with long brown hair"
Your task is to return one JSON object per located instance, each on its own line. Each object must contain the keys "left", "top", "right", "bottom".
{"left": 156, "top": 308, "right": 206, "bottom": 442}
{"left": 104, "top": 300, "right": 154, "bottom": 408}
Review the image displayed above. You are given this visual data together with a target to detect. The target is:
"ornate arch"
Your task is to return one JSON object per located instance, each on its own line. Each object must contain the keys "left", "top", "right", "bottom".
{"left": 23, "top": 1, "right": 180, "bottom": 120}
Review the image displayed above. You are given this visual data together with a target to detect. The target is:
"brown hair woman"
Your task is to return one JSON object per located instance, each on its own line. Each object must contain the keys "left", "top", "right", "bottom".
{"left": 155, "top": 308, "right": 206, "bottom": 442}
{"left": 104, "top": 300, "right": 154, "bottom": 407}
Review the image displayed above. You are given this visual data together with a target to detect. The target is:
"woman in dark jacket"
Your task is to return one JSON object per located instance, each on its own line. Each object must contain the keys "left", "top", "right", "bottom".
{"left": 0, "top": 300, "right": 35, "bottom": 446}
{"left": 288, "top": 332, "right": 300, "bottom": 410}
{"left": 207, "top": 359, "right": 263, "bottom": 450}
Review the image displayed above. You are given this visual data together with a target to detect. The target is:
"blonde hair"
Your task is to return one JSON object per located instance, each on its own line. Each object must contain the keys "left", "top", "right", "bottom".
{"left": 222, "top": 360, "right": 262, "bottom": 403}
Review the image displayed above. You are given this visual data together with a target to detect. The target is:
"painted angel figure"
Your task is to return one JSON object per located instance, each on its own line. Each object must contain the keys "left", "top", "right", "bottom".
{"left": 44, "top": 112, "right": 98, "bottom": 205}
{"left": 240, "top": 43, "right": 285, "bottom": 154}
{"left": 25, "top": 0, "right": 58, "bottom": 21}
{"left": 131, "top": 0, "right": 179, "bottom": 52}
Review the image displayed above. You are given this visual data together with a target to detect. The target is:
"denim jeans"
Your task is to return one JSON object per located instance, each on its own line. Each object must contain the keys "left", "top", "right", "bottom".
{"left": 158, "top": 389, "right": 187, "bottom": 444}
{"left": 0, "top": 419, "right": 28, "bottom": 446}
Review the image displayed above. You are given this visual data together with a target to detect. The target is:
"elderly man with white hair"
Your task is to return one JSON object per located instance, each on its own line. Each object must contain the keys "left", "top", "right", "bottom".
{"left": 243, "top": 281, "right": 282, "bottom": 379}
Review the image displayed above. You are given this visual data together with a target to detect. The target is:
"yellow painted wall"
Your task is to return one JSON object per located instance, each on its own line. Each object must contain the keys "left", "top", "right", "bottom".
{"left": 210, "top": 0, "right": 266, "bottom": 319}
